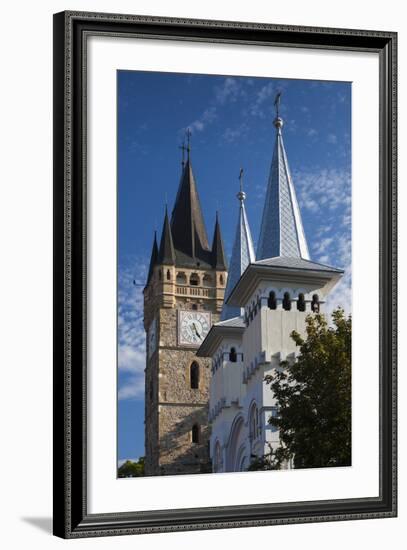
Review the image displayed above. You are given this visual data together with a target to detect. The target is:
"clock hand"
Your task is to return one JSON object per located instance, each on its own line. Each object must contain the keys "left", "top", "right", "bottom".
{"left": 192, "top": 323, "right": 202, "bottom": 339}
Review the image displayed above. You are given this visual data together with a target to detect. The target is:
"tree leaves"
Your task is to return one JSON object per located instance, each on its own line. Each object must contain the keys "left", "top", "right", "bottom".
{"left": 252, "top": 308, "right": 351, "bottom": 470}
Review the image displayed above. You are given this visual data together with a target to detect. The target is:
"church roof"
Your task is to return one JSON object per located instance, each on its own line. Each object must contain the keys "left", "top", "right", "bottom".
{"left": 254, "top": 256, "right": 343, "bottom": 273}
{"left": 211, "top": 213, "right": 228, "bottom": 270}
{"left": 221, "top": 180, "right": 255, "bottom": 321}
{"left": 170, "top": 159, "right": 210, "bottom": 261}
{"left": 216, "top": 316, "right": 245, "bottom": 328}
{"left": 256, "top": 116, "right": 310, "bottom": 261}
{"left": 226, "top": 256, "right": 343, "bottom": 308}
{"left": 158, "top": 207, "right": 176, "bottom": 265}
{"left": 196, "top": 315, "right": 245, "bottom": 357}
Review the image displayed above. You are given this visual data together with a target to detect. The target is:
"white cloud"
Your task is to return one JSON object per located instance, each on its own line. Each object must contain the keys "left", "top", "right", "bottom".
{"left": 325, "top": 233, "right": 352, "bottom": 316}
{"left": 214, "top": 77, "right": 244, "bottom": 104}
{"left": 118, "top": 375, "right": 145, "bottom": 400}
{"left": 312, "top": 237, "right": 334, "bottom": 255}
{"left": 307, "top": 128, "right": 318, "bottom": 138}
{"left": 327, "top": 133, "right": 338, "bottom": 144}
{"left": 294, "top": 168, "right": 351, "bottom": 216}
{"left": 187, "top": 106, "right": 217, "bottom": 134}
{"left": 118, "top": 260, "right": 147, "bottom": 401}
{"left": 222, "top": 122, "right": 249, "bottom": 143}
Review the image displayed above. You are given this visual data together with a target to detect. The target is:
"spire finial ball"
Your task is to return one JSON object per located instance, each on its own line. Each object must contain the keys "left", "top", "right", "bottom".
{"left": 237, "top": 190, "right": 246, "bottom": 202}
{"left": 274, "top": 116, "right": 284, "bottom": 130}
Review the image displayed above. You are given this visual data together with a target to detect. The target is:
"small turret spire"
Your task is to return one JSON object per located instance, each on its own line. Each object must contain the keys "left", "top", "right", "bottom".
{"left": 221, "top": 169, "right": 255, "bottom": 321}
{"left": 146, "top": 231, "right": 158, "bottom": 286}
{"left": 211, "top": 211, "right": 227, "bottom": 270}
{"left": 158, "top": 206, "right": 176, "bottom": 265}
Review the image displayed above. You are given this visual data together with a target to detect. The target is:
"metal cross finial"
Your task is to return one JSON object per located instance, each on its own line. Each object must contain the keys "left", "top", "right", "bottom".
{"left": 186, "top": 128, "right": 192, "bottom": 159}
{"left": 179, "top": 140, "right": 187, "bottom": 168}
{"left": 274, "top": 91, "right": 282, "bottom": 118}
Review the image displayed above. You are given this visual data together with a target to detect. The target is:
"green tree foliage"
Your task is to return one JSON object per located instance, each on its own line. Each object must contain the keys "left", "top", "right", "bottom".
{"left": 118, "top": 457, "right": 145, "bottom": 478}
{"left": 251, "top": 308, "right": 351, "bottom": 470}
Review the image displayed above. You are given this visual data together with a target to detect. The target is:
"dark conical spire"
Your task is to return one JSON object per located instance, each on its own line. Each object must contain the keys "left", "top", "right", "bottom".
{"left": 211, "top": 212, "right": 228, "bottom": 270}
{"left": 146, "top": 231, "right": 158, "bottom": 285}
{"left": 171, "top": 159, "right": 210, "bottom": 259}
{"left": 158, "top": 207, "right": 176, "bottom": 265}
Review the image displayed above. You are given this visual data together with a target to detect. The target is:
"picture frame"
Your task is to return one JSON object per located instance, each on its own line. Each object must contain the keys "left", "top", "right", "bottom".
{"left": 53, "top": 10, "right": 397, "bottom": 538}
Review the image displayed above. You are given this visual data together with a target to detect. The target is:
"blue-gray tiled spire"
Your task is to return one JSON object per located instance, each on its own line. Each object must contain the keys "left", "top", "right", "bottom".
{"left": 221, "top": 171, "right": 255, "bottom": 321}
{"left": 256, "top": 115, "right": 310, "bottom": 261}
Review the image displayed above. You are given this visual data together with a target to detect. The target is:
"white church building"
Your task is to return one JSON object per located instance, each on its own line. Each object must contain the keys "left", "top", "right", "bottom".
{"left": 197, "top": 111, "right": 343, "bottom": 473}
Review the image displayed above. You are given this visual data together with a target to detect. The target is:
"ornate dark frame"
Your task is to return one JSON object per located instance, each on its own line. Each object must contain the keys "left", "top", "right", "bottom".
{"left": 53, "top": 11, "right": 397, "bottom": 539}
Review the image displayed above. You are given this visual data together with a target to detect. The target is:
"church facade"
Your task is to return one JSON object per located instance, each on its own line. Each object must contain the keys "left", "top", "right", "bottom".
{"left": 143, "top": 102, "right": 344, "bottom": 476}
{"left": 197, "top": 114, "right": 343, "bottom": 473}
{"left": 143, "top": 154, "right": 227, "bottom": 476}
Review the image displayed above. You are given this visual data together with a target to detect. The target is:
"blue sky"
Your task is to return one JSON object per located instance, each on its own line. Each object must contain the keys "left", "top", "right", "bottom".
{"left": 117, "top": 71, "right": 352, "bottom": 465}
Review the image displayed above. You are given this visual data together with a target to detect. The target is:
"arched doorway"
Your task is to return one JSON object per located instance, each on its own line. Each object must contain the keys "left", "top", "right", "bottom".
{"left": 226, "top": 415, "right": 247, "bottom": 472}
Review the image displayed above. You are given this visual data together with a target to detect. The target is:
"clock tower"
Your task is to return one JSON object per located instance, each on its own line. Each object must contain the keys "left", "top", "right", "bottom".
{"left": 143, "top": 155, "right": 228, "bottom": 476}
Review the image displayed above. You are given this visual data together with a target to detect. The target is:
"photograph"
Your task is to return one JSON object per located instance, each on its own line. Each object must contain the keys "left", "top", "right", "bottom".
{"left": 117, "top": 71, "right": 352, "bottom": 477}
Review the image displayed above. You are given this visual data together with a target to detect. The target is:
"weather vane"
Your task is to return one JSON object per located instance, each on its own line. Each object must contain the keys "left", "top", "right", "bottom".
{"left": 274, "top": 91, "right": 282, "bottom": 118}
{"left": 239, "top": 168, "right": 244, "bottom": 192}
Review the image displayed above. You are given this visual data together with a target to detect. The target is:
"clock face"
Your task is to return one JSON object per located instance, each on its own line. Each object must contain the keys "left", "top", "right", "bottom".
{"left": 148, "top": 318, "right": 157, "bottom": 358}
{"left": 178, "top": 310, "right": 211, "bottom": 347}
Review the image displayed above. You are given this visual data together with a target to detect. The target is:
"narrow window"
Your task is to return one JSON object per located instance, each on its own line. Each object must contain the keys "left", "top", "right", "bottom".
{"left": 191, "top": 424, "right": 200, "bottom": 444}
{"left": 166, "top": 269, "right": 171, "bottom": 281}
{"left": 311, "top": 294, "right": 320, "bottom": 313}
{"left": 176, "top": 272, "right": 187, "bottom": 285}
{"left": 268, "top": 291, "right": 277, "bottom": 310}
{"left": 283, "top": 292, "right": 291, "bottom": 311}
{"left": 297, "top": 293, "right": 306, "bottom": 312}
{"left": 220, "top": 274, "right": 224, "bottom": 286}
{"left": 190, "top": 362, "right": 200, "bottom": 389}
{"left": 229, "top": 347, "right": 237, "bottom": 363}
{"left": 250, "top": 403, "right": 259, "bottom": 441}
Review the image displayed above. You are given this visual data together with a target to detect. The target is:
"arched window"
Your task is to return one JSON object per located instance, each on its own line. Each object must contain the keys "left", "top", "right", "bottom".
{"left": 176, "top": 272, "right": 187, "bottom": 285}
{"left": 190, "top": 273, "right": 200, "bottom": 286}
{"left": 229, "top": 347, "right": 237, "bottom": 363}
{"left": 311, "top": 294, "right": 320, "bottom": 313}
{"left": 220, "top": 274, "right": 224, "bottom": 286}
{"left": 202, "top": 274, "right": 212, "bottom": 287}
{"left": 297, "top": 293, "right": 306, "bottom": 312}
{"left": 191, "top": 423, "right": 200, "bottom": 444}
{"left": 190, "top": 362, "right": 200, "bottom": 389}
{"left": 191, "top": 303, "right": 198, "bottom": 311}
{"left": 166, "top": 269, "right": 171, "bottom": 281}
{"left": 283, "top": 292, "right": 291, "bottom": 311}
{"left": 268, "top": 291, "right": 277, "bottom": 310}
{"left": 249, "top": 403, "right": 259, "bottom": 441}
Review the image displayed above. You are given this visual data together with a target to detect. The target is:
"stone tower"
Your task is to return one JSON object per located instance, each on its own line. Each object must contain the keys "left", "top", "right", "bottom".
{"left": 143, "top": 156, "right": 228, "bottom": 476}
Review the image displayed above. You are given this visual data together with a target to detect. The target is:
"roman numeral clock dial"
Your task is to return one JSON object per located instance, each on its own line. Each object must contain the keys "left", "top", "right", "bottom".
{"left": 178, "top": 310, "right": 211, "bottom": 347}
